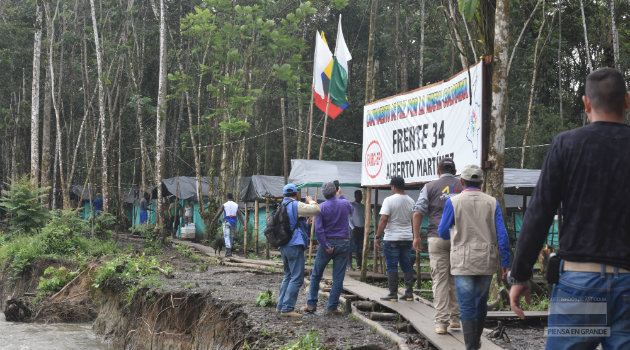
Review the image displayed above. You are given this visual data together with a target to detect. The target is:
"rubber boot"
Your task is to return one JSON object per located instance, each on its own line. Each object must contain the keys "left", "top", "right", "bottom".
{"left": 462, "top": 321, "right": 478, "bottom": 350}
{"left": 475, "top": 318, "right": 484, "bottom": 349}
{"left": 380, "top": 272, "right": 399, "bottom": 302}
{"left": 225, "top": 248, "right": 232, "bottom": 257}
{"left": 400, "top": 272, "right": 415, "bottom": 301}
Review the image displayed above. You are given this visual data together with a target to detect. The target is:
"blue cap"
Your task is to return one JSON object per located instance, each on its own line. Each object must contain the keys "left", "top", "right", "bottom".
{"left": 283, "top": 183, "right": 297, "bottom": 195}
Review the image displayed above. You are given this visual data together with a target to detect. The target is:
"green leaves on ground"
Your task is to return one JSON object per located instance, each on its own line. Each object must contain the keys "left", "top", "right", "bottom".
{"left": 280, "top": 331, "right": 328, "bottom": 350}
{"left": 255, "top": 289, "right": 275, "bottom": 307}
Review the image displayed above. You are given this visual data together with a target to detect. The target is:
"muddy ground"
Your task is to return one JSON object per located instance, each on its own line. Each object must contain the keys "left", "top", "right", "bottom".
{"left": 132, "top": 235, "right": 400, "bottom": 350}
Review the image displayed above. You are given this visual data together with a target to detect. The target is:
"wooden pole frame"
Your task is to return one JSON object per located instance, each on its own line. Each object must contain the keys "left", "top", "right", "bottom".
{"left": 254, "top": 199, "right": 259, "bottom": 255}
{"left": 360, "top": 187, "right": 372, "bottom": 281}
{"left": 307, "top": 187, "right": 320, "bottom": 263}
{"left": 265, "top": 199, "right": 270, "bottom": 259}
{"left": 243, "top": 202, "right": 249, "bottom": 254}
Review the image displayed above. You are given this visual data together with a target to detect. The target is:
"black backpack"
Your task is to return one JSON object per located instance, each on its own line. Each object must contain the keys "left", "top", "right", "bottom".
{"left": 264, "top": 200, "right": 297, "bottom": 248}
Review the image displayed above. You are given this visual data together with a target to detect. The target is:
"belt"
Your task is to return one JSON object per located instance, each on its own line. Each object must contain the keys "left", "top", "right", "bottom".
{"left": 328, "top": 238, "right": 350, "bottom": 242}
{"left": 563, "top": 261, "right": 630, "bottom": 274}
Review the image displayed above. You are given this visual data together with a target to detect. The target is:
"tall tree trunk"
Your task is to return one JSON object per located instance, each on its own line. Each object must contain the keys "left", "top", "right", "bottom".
{"left": 281, "top": 98, "right": 288, "bottom": 183}
{"left": 41, "top": 65, "right": 52, "bottom": 199}
{"left": 558, "top": 1, "right": 562, "bottom": 127}
{"left": 486, "top": 0, "right": 510, "bottom": 203}
{"left": 579, "top": 0, "right": 593, "bottom": 72}
{"left": 30, "top": 0, "right": 43, "bottom": 187}
{"left": 89, "top": 0, "right": 109, "bottom": 212}
{"left": 608, "top": 0, "right": 619, "bottom": 70}
{"left": 446, "top": 0, "right": 468, "bottom": 69}
{"left": 393, "top": 0, "right": 400, "bottom": 93}
{"left": 365, "top": 0, "right": 378, "bottom": 105}
{"left": 296, "top": 75, "right": 304, "bottom": 158}
{"left": 155, "top": 0, "right": 168, "bottom": 237}
{"left": 507, "top": 0, "right": 542, "bottom": 76}
{"left": 47, "top": 0, "right": 69, "bottom": 209}
{"left": 400, "top": 10, "right": 409, "bottom": 92}
{"left": 520, "top": 1, "right": 548, "bottom": 169}
{"left": 418, "top": 0, "right": 425, "bottom": 87}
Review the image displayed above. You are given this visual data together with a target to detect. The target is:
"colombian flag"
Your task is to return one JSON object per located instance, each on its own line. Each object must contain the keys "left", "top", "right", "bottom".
{"left": 312, "top": 31, "right": 348, "bottom": 119}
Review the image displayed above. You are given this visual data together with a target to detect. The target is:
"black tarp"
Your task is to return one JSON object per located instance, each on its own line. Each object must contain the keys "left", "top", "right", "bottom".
{"left": 155, "top": 176, "right": 251, "bottom": 201}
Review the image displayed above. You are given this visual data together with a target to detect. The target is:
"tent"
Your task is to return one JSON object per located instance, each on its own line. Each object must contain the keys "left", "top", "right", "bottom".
{"left": 290, "top": 159, "right": 362, "bottom": 188}
{"left": 152, "top": 176, "right": 252, "bottom": 240}
{"left": 69, "top": 185, "right": 97, "bottom": 219}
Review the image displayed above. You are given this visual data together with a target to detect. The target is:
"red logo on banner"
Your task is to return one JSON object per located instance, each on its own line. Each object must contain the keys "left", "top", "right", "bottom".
{"left": 365, "top": 140, "right": 383, "bottom": 179}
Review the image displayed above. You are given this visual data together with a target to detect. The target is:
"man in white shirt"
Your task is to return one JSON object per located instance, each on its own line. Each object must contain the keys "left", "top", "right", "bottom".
{"left": 212, "top": 193, "right": 244, "bottom": 257}
{"left": 375, "top": 176, "right": 416, "bottom": 302}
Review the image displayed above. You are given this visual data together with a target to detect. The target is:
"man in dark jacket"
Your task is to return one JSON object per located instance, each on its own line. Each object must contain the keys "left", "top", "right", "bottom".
{"left": 509, "top": 67, "right": 630, "bottom": 350}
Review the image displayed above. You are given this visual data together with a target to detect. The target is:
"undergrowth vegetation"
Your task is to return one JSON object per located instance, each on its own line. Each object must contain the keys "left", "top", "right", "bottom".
{"left": 36, "top": 266, "right": 79, "bottom": 301}
{"left": 0, "top": 210, "right": 118, "bottom": 281}
{"left": 92, "top": 253, "right": 172, "bottom": 306}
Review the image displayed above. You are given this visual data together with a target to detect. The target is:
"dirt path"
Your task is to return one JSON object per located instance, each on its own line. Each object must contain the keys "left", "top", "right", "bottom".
{"left": 146, "top": 237, "right": 400, "bottom": 350}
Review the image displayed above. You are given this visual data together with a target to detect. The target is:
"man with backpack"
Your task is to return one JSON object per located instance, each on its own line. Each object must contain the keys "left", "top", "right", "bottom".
{"left": 276, "top": 184, "right": 320, "bottom": 317}
{"left": 301, "top": 181, "right": 354, "bottom": 316}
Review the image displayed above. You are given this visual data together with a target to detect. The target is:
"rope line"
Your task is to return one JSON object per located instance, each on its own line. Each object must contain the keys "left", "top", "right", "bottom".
{"left": 505, "top": 143, "right": 551, "bottom": 150}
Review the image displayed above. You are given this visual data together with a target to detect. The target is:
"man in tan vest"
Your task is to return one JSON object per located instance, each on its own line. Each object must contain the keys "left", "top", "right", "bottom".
{"left": 412, "top": 158, "right": 462, "bottom": 334}
{"left": 437, "top": 165, "right": 511, "bottom": 350}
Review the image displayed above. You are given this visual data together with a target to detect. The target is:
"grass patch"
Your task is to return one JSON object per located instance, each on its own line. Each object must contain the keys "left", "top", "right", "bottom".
{"left": 280, "top": 331, "right": 328, "bottom": 350}
{"left": 175, "top": 243, "right": 201, "bottom": 262}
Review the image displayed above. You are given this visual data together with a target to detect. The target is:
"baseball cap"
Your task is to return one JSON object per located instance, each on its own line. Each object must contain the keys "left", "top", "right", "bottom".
{"left": 283, "top": 183, "right": 297, "bottom": 195}
{"left": 438, "top": 158, "right": 456, "bottom": 173}
{"left": 460, "top": 165, "right": 483, "bottom": 182}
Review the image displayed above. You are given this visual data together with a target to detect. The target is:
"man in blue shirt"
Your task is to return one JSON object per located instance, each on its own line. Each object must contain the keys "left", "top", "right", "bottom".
{"left": 276, "top": 184, "right": 320, "bottom": 317}
{"left": 301, "top": 181, "right": 353, "bottom": 316}
{"left": 437, "top": 165, "right": 510, "bottom": 350}
{"left": 92, "top": 193, "right": 103, "bottom": 217}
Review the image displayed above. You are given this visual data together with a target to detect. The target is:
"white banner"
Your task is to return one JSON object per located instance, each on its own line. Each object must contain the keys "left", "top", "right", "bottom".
{"left": 362, "top": 61, "right": 484, "bottom": 186}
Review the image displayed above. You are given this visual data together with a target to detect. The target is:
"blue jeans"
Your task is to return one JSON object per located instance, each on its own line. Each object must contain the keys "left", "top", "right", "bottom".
{"left": 307, "top": 238, "right": 351, "bottom": 311}
{"left": 277, "top": 245, "right": 305, "bottom": 312}
{"left": 454, "top": 275, "right": 493, "bottom": 322}
{"left": 223, "top": 222, "right": 235, "bottom": 249}
{"left": 139, "top": 210, "right": 148, "bottom": 224}
{"left": 545, "top": 263, "right": 630, "bottom": 350}
{"left": 383, "top": 240, "right": 413, "bottom": 273}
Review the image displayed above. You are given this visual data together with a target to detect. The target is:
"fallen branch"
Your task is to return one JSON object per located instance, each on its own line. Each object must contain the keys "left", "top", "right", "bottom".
{"left": 150, "top": 266, "right": 173, "bottom": 278}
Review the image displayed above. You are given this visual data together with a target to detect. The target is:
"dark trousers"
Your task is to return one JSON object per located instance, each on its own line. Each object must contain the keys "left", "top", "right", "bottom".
{"left": 350, "top": 227, "right": 364, "bottom": 267}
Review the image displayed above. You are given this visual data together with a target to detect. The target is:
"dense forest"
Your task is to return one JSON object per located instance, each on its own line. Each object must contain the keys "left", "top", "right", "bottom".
{"left": 0, "top": 0, "right": 628, "bottom": 221}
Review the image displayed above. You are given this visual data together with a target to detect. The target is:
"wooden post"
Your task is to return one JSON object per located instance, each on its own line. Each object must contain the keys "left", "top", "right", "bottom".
{"left": 243, "top": 202, "right": 249, "bottom": 254}
{"left": 265, "top": 199, "right": 270, "bottom": 259}
{"left": 308, "top": 187, "right": 319, "bottom": 263}
{"left": 360, "top": 187, "right": 372, "bottom": 281}
{"left": 254, "top": 199, "right": 259, "bottom": 255}
{"left": 281, "top": 98, "right": 288, "bottom": 184}
{"left": 374, "top": 189, "right": 379, "bottom": 274}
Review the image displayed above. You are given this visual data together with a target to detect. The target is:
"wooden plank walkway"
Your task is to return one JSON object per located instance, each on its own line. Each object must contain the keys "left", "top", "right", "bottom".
{"left": 487, "top": 310, "right": 548, "bottom": 318}
{"left": 334, "top": 274, "right": 504, "bottom": 350}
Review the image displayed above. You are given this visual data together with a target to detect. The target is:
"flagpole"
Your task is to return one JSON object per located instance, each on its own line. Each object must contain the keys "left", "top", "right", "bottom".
{"left": 306, "top": 88, "right": 314, "bottom": 162}
{"left": 306, "top": 88, "right": 314, "bottom": 198}
{"left": 318, "top": 98, "right": 330, "bottom": 160}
